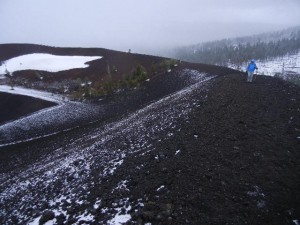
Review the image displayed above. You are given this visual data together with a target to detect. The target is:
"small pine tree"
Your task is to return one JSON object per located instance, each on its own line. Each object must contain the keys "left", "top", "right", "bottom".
{"left": 5, "top": 68, "right": 10, "bottom": 77}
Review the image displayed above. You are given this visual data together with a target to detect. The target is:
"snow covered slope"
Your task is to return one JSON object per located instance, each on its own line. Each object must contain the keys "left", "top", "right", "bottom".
{"left": 0, "top": 53, "right": 102, "bottom": 78}
{"left": 228, "top": 50, "right": 300, "bottom": 77}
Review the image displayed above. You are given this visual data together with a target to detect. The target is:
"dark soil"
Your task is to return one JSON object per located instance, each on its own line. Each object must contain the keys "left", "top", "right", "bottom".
{"left": 0, "top": 92, "right": 57, "bottom": 125}
{"left": 0, "top": 65, "right": 231, "bottom": 169}
{"left": 0, "top": 73, "right": 299, "bottom": 225}
{"left": 94, "top": 74, "right": 300, "bottom": 224}
{"left": 0, "top": 44, "right": 299, "bottom": 224}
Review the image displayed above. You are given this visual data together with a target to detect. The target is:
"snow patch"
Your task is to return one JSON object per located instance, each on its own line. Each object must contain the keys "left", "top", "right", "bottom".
{"left": 104, "top": 159, "right": 124, "bottom": 176}
{"left": 0, "top": 53, "right": 102, "bottom": 75}
{"left": 44, "top": 219, "right": 56, "bottom": 225}
{"left": 157, "top": 185, "right": 165, "bottom": 192}
{"left": 175, "top": 150, "right": 181, "bottom": 155}
{"left": 0, "top": 85, "right": 64, "bottom": 103}
{"left": 293, "top": 220, "right": 300, "bottom": 225}
{"left": 228, "top": 50, "right": 300, "bottom": 76}
{"left": 77, "top": 212, "right": 94, "bottom": 223}
{"left": 93, "top": 199, "right": 102, "bottom": 209}
{"left": 113, "top": 180, "right": 129, "bottom": 193}
{"left": 108, "top": 214, "right": 131, "bottom": 225}
{"left": 28, "top": 216, "right": 41, "bottom": 225}
{"left": 108, "top": 198, "right": 132, "bottom": 225}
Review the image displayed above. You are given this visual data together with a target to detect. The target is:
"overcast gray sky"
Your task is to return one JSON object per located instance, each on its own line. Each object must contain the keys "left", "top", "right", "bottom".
{"left": 0, "top": 0, "right": 299, "bottom": 54}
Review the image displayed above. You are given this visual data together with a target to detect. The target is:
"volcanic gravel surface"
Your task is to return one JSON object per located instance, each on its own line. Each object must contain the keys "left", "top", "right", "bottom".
{"left": 0, "top": 92, "right": 57, "bottom": 125}
{"left": 0, "top": 70, "right": 299, "bottom": 225}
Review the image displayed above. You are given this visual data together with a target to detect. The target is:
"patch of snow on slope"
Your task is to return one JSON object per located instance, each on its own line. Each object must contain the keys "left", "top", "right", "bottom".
{"left": 107, "top": 198, "right": 132, "bottom": 225}
{"left": 0, "top": 85, "right": 64, "bottom": 103}
{"left": 228, "top": 50, "right": 300, "bottom": 76}
{"left": 0, "top": 53, "right": 102, "bottom": 76}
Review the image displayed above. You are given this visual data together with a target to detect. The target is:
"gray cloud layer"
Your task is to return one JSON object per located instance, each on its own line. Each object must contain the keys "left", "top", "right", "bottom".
{"left": 0, "top": 0, "right": 299, "bottom": 54}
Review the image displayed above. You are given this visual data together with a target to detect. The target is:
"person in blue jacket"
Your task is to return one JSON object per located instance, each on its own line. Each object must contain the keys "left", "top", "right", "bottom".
{"left": 246, "top": 59, "right": 258, "bottom": 82}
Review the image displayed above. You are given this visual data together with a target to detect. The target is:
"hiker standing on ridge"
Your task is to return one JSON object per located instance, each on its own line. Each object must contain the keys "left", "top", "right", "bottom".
{"left": 246, "top": 59, "right": 258, "bottom": 82}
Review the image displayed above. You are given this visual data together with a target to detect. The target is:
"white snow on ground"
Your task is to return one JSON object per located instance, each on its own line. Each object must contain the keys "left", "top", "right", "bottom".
{"left": 0, "top": 53, "right": 102, "bottom": 77}
{"left": 77, "top": 212, "right": 94, "bottom": 223}
{"left": 108, "top": 214, "right": 131, "bottom": 225}
{"left": 157, "top": 185, "right": 165, "bottom": 192}
{"left": 175, "top": 149, "right": 181, "bottom": 155}
{"left": 27, "top": 216, "right": 41, "bottom": 225}
{"left": 228, "top": 50, "right": 300, "bottom": 76}
{"left": 0, "top": 85, "right": 64, "bottom": 103}
{"left": 112, "top": 180, "right": 129, "bottom": 193}
{"left": 107, "top": 198, "right": 132, "bottom": 225}
{"left": 293, "top": 220, "right": 300, "bottom": 225}
{"left": 0, "top": 70, "right": 214, "bottom": 224}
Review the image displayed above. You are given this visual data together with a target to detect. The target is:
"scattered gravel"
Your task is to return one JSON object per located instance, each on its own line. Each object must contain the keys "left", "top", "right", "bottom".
{"left": 0, "top": 69, "right": 299, "bottom": 225}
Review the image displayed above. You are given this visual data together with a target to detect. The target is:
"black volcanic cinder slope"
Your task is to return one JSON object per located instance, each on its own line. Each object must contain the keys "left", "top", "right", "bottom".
{"left": 0, "top": 71, "right": 299, "bottom": 225}
{"left": 104, "top": 74, "right": 296, "bottom": 225}
{"left": 72, "top": 74, "right": 299, "bottom": 225}
{"left": 0, "top": 92, "right": 57, "bottom": 125}
{"left": 113, "top": 74, "right": 300, "bottom": 225}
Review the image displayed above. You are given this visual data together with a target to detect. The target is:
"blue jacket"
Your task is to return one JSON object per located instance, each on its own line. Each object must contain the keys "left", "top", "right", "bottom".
{"left": 247, "top": 62, "right": 258, "bottom": 72}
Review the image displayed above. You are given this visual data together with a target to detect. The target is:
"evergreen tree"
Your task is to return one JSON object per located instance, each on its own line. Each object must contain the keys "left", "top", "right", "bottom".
{"left": 173, "top": 27, "right": 300, "bottom": 66}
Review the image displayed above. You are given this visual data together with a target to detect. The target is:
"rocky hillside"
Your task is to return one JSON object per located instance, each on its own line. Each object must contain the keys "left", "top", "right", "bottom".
{"left": 0, "top": 44, "right": 299, "bottom": 224}
{"left": 0, "top": 56, "right": 299, "bottom": 225}
{"left": 0, "top": 44, "right": 238, "bottom": 99}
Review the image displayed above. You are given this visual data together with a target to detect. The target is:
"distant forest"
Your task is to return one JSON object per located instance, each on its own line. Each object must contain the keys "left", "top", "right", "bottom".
{"left": 173, "top": 27, "right": 300, "bottom": 67}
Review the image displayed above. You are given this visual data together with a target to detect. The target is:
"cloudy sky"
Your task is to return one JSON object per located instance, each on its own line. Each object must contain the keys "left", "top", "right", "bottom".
{"left": 0, "top": 0, "right": 299, "bottom": 54}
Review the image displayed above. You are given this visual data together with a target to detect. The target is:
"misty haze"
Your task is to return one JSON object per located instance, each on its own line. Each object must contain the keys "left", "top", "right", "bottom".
{"left": 1, "top": 0, "right": 300, "bottom": 54}
{"left": 0, "top": 1, "right": 300, "bottom": 225}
